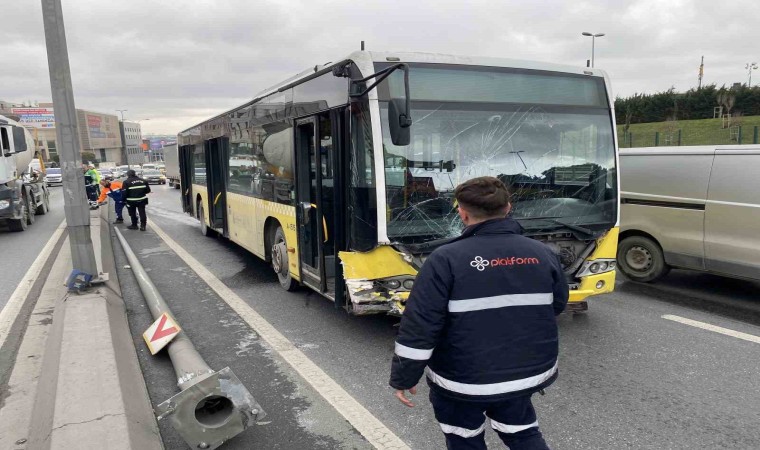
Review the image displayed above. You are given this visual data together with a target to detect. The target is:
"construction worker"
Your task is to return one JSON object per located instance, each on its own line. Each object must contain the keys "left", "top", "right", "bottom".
{"left": 122, "top": 169, "right": 151, "bottom": 231}
{"left": 85, "top": 163, "right": 101, "bottom": 184}
{"left": 98, "top": 179, "right": 125, "bottom": 223}
{"left": 390, "top": 176, "right": 569, "bottom": 450}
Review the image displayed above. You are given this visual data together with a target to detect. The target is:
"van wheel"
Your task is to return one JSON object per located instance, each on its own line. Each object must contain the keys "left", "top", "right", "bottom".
{"left": 617, "top": 236, "right": 670, "bottom": 282}
{"left": 272, "top": 226, "right": 298, "bottom": 291}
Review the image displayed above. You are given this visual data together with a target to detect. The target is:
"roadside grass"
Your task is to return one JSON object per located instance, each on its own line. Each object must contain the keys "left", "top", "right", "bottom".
{"left": 616, "top": 115, "right": 760, "bottom": 147}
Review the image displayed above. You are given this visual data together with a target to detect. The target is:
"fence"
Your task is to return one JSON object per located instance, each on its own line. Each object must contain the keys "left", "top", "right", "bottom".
{"left": 617, "top": 125, "right": 760, "bottom": 148}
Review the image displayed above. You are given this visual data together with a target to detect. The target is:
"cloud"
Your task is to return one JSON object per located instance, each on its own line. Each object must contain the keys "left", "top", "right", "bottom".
{"left": 2, "top": 0, "right": 758, "bottom": 134}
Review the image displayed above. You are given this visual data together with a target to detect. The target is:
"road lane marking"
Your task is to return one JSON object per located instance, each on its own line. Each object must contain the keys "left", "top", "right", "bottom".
{"left": 0, "top": 219, "right": 66, "bottom": 350}
{"left": 148, "top": 221, "right": 410, "bottom": 450}
{"left": 662, "top": 314, "right": 760, "bottom": 344}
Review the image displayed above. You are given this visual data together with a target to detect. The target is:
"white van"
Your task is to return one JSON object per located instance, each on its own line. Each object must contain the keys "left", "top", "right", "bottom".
{"left": 617, "top": 145, "right": 760, "bottom": 282}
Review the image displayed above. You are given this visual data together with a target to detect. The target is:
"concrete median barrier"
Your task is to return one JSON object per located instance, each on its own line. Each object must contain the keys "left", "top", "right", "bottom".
{"left": 0, "top": 203, "right": 162, "bottom": 450}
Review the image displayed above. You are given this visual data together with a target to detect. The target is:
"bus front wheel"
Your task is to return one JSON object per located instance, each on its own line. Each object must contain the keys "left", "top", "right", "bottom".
{"left": 272, "top": 226, "right": 298, "bottom": 291}
{"left": 617, "top": 236, "right": 670, "bottom": 283}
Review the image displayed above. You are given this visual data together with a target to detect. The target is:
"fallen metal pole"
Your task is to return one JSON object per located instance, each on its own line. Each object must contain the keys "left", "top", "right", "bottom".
{"left": 115, "top": 227, "right": 264, "bottom": 449}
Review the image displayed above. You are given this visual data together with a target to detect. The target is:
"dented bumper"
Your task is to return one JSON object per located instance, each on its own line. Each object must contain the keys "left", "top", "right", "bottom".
{"left": 339, "top": 245, "right": 417, "bottom": 316}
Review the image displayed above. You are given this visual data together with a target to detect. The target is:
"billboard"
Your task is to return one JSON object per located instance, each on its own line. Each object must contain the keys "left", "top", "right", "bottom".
{"left": 85, "top": 112, "right": 122, "bottom": 148}
{"left": 11, "top": 107, "right": 56, "bottom": 128}
{"left": 148, "top": 138, "right": 177, "bottom": 150}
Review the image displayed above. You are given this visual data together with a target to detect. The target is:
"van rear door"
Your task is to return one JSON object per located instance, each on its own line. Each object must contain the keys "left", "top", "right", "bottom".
{"left": 704, "top": 148, "right": 760, "bottom": 280}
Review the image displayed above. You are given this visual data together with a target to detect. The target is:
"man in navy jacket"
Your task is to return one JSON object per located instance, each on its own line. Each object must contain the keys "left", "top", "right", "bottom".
{"left": 390, "top": 176, "right": 569, "bottom": 450}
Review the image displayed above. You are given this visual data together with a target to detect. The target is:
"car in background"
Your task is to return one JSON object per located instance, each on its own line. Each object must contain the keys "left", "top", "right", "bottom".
{"left": 97, "top": 169, "right": 114, "bottom": 181}
{"left": 44, "top": 167, "right": 63, "bottom": 186}
{"left": 114, "top": 165, "right": 130, "bottom": 177}
{"left": 143, "top": 169, "right": 166, "bottom": 185}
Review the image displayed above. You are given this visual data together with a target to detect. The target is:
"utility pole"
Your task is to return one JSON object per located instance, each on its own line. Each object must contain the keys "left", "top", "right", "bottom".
{"left": 698, "top": 56, "right": 704, "bottom": 89}
{"left": 41, "top": 0, "right": 97, "bottom": 276}
{"left": 746, "top": 62, "right": 758, "bottom": 87}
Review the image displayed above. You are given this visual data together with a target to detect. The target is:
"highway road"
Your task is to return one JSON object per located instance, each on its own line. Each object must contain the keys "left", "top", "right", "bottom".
{"left": 114, "top": 185, "right": 760, "bottom": 449}
{"left": 0, "top": 186, "right": 65, "bottom": 311}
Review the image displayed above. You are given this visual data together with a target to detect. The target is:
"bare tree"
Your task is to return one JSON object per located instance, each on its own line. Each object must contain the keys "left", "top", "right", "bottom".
{"left": 717, "top": 90, "right": 736, "bottom": 128}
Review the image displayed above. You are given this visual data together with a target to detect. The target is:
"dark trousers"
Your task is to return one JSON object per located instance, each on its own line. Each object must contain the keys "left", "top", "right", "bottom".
{"left": 114, "top": 201, "right": 126, "bottom": 220}
{"left": 127, "top": 202, "right": 147, "bottom": 227}
{"left": 430, "top": 389, "right": 550, "bottom": 450}
{"left": 85, "top": 184, "right": 99, "bottom": 202}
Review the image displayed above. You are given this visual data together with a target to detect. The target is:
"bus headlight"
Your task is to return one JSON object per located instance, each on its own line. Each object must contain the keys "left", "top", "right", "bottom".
{"left": 385, "top": 280, "right": 401, "bottom": 289}
{"left": 576, "top": 259, "right": 616, "bottom": 278}
{"left": 0, "top": 200, "right": 9, "bottom": 209}
{"left": 402, "top": 279, "right": 414, "bottom": 290}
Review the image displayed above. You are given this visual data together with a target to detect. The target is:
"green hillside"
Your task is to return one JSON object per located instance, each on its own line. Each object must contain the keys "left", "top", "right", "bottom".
{"left": 616, "top": 116, "right": 760, "bottom": 147}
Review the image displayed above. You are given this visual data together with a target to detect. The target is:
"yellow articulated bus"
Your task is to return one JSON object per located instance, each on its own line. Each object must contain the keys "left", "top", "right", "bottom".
{"left": 177, "top": 51, "right": 620, "bottom": 315}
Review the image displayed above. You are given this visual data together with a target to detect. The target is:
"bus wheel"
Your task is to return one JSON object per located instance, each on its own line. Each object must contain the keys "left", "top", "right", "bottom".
{"left": 272, "top": 226, "right": 297, "bottom": 291}
{"left": 617, "top": 236, "right": 670, "bottom": 283}
{"left": 198, "top": 203, "right": 212, "bottom": 237}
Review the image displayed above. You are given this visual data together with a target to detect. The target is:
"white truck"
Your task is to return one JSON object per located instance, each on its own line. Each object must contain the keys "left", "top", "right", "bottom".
{"left": 0, "top": 115, "right": 51, "bottom": 231}
{"left": 163, "top": 144, "right": 180, "bottom": 189}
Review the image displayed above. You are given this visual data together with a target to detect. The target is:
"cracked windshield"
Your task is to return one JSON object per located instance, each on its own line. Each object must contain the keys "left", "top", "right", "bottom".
{"left": 380, "top": 65, "right": 617, "bottom": 244}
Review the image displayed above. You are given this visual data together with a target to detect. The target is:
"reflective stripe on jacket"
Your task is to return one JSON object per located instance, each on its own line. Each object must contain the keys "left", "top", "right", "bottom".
{"left": 122, "top": 176, "right": 151, "bottom": 204}
{"left": 389, "top": 218, "right": 569, "bottom": 402}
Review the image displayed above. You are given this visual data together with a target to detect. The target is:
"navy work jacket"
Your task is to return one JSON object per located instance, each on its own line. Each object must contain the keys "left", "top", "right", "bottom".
{"left": 122, "top": 176, "right": 151, "bottom": 205}
{"left": 389, "top": 218, "right": 569, "bottom": 402}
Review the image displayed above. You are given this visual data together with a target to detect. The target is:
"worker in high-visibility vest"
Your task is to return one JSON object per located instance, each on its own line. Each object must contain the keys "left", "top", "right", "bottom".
{"left": 98, "top": 179, "right": 125, "bottom": 223}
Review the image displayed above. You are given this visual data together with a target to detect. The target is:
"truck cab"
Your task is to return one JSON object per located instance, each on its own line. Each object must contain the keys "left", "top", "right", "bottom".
{"left": 0, "top": 115, "right": 51, "bottom": 231}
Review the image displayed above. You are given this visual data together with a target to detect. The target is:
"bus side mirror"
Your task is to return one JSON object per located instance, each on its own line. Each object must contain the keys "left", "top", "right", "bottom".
{"left": 388, "top": 98, "right": 411, "bottom": 146}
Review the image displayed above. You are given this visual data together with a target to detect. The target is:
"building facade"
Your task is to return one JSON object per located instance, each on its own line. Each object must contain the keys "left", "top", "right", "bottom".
{"left": 77, "top": 109, "right": 124, "bottom": 165}
{"left": 120, "top": 120, "right": 143, "bottom": 166}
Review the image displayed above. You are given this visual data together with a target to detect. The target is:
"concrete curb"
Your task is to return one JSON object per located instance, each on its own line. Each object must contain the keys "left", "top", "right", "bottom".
{"left": 4, "top": 205, "right": 162, "bottom": 450}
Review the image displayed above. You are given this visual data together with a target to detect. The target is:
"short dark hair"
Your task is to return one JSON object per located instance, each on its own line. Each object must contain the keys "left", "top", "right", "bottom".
{"left": 454, "top": 176, "right": 510, "bottom": 218}
{"left": 126, "top": 169, "right": 136, "bottom": 177}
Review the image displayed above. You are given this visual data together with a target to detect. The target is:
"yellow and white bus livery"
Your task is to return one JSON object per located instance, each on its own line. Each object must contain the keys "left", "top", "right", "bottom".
{"left": 177, "top": 51, "right": 620, "bottom": 315}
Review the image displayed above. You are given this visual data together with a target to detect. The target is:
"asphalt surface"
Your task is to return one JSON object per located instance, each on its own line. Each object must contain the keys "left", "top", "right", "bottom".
{"left": 122, "top": 185, "right": 760, "bottom": 449}
{"left": 0, "top": 186, "right": 65, "bottom": 310}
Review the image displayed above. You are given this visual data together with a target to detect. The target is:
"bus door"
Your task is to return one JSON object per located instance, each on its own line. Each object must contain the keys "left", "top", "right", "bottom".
{"left": 204, "top": 137, "right": 229, "bottom": 234}
{"left": 179, "top": 145, "right": 194, "bottom": 213}
{"left": 295, "top": 113, "right": 340, "bottom": 296}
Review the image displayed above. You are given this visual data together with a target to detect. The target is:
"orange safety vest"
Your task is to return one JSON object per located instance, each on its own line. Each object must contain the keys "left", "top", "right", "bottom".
{"left": 97, "top": 180, "right": 123, "bottom": 203}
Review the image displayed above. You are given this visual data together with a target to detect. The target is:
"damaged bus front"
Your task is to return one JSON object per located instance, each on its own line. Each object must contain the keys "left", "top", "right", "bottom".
{"left": 341, "top": 55, "right": 619, "bottom": 314}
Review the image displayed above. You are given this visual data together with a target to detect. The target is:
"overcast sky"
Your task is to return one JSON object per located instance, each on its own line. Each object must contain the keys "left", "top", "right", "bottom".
{"left": 2, "top": 0, "right": 758, "bottom": 134}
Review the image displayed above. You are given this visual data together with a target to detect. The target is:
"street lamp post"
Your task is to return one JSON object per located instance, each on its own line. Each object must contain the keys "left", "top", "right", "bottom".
{"left": 116, "top": 109, "right": 128, "bottom": 165}
{"left": 582, "top": 32, "right": 605, "bottom": 68}
{"left": 746, "top": 62, "right": 758, "bottom": 87}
